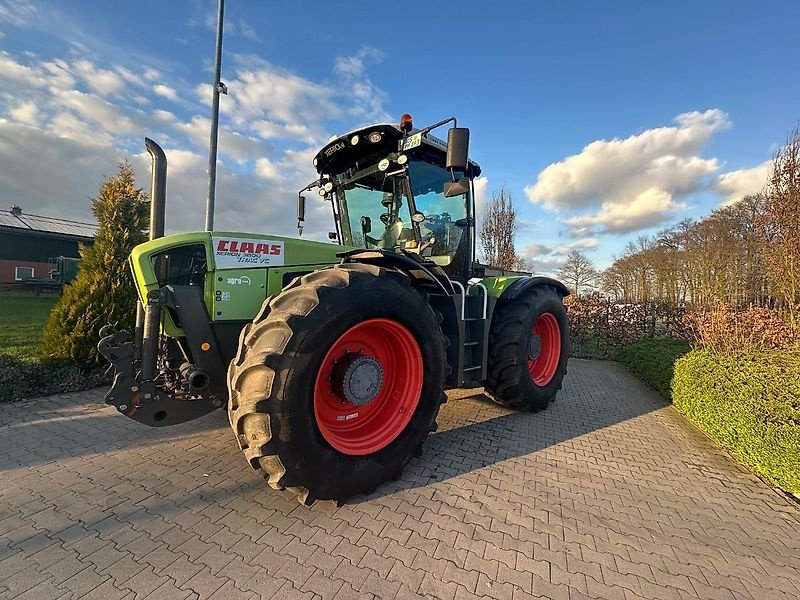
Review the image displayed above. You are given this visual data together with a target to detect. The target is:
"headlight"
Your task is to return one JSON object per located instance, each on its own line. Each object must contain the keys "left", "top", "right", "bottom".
{"left": 368, "top": 131, "right": 382, "bottom": 143}
{"left": 397, "top": 154, "right": 408, "bottom": 165}
{"left": 378, "top": 158, "right": 390, "bottom": 171}
{"left": 350, "top": 135, "right": 360, "bottom": 146}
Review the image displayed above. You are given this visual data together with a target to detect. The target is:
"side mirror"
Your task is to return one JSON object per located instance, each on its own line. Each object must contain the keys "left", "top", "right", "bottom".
{"left": 444, "top": 178, "right": 470, "bottom": 198}
{"left": 360, "top": 216, "right": 372, "bottom": 248}
{"left": 296, "top": 194, "right": 306, "bottom": 234}
{"left": 446, "top": 127, "right": 470, "bottom": 171}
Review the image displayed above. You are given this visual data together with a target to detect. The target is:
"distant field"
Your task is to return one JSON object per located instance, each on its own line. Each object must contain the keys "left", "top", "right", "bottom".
{"left": 0, "top": 293, "right": 57, "bottom": 360}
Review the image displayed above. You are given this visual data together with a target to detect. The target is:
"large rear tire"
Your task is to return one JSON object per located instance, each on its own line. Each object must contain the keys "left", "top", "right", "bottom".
{"left": 485, "top": 287, "right": 569, "bottom": 411}
{"left": 227, "top": 263, "right": 447, "bottom": 505}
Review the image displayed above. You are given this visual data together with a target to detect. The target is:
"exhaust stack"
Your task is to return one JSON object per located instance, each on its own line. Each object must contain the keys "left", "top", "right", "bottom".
{"left": 144, "top": 137, "right": 167, "bottom": 240}
{"left": 137, "top": 138, "right": 168, "bottom": 359}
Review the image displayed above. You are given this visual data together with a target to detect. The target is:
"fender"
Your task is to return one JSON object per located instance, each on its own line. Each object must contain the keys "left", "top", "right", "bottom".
{"left": 500, "top": 276, "right": 570, "bottom": 300}
{"left": 337, "top": 248, "right": 455, "bottom": 295}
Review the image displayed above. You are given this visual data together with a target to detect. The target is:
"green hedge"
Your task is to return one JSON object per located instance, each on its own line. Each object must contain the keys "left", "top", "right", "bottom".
{"left": 615, "top": 338, "right": 691, "bottom": 399}
{"left": 0, "top": 354, "right": 105, "bottom": 403}
{"left": 673, "top": 349, "right": 800, "bottom": 494}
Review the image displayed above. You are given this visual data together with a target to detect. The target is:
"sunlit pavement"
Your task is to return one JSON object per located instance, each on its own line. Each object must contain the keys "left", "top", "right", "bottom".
{"left": 1, "top": 359, "right": 798, "bottom": 599}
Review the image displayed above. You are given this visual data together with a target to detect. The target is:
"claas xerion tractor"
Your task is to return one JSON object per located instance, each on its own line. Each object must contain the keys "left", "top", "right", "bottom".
{"left": 99, "top": 114, "right": 570, "bottom": 505}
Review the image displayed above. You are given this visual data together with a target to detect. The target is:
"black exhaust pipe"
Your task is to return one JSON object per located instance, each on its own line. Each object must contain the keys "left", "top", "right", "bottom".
{"left": 144, "top": 137, "right": 167, "bottom": 241}
{"left": 135, "top": 138, "right": 168, "bottom": 367}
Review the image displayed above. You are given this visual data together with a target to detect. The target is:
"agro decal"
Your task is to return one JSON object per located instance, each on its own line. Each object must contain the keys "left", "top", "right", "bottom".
{"left": 213, "top": 237, "right": 285, "bottom": 269}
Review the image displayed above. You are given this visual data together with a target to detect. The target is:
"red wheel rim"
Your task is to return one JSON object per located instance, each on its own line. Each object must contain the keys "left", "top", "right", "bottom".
{"left": 313, "top": 318, "right": 423, "bottom": 456}
{"left": 528, "top": 313, "right": 561, "bottom": 387}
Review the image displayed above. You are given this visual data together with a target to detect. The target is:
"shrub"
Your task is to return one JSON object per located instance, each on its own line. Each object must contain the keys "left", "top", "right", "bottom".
{"left": 564, "top": 294, "right": 690, "bottom": 359}
{"left": 615, "top": 338, "right": 691, "bottom": 400}
{"left": 0, "top": 354, "right": 105, "bottom": 403}
{"left": 42, "top": 163, "right": 148, "bottom": 367}
{"left": 684, "top": 305, "right": 797, "bottom": 355}
{"left": 673, "top": 349, "right": 800, "bottom": 494}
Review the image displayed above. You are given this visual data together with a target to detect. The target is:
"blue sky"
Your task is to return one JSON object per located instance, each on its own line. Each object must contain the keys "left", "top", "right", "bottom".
{"left": 0, "top": 0, "right": 796, "bottom": 274}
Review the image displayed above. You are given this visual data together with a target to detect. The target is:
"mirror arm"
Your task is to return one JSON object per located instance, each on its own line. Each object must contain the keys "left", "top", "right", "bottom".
{"left": 419, "top": 116, "right": 457, "bottom": 136}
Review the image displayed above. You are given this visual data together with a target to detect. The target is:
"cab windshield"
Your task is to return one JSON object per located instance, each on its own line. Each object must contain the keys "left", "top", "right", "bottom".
{"left": 334, "top": 159, "right": 469, "bottom": 269}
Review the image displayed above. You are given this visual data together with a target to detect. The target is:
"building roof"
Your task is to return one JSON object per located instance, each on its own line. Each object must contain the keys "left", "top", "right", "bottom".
{"left": 0, "top": 206, "right": 97, "bottom": 239}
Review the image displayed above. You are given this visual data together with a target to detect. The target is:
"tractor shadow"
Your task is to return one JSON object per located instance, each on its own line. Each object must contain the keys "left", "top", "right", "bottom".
{"left": 0, "top": 389, "right": 230, "bottom": 471}
{"left": 351, "top": 359, "right": 668, "bottom": 502}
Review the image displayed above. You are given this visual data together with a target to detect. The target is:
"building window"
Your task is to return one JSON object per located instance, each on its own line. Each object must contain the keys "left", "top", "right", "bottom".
{"left": 15, "top": 266, "right": 34, "bottom": 281}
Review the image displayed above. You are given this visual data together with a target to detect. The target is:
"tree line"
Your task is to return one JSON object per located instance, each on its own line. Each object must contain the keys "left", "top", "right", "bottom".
{"left": 553, "top": 127, "right": 800, "bottom": 330}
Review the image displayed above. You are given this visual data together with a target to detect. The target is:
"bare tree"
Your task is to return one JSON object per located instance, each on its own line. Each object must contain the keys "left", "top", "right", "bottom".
{"left": 760, "top": 127, "right": 800, "bottom": 325}
{"left": 558, "top": 250, "right": 600, "bottom": 296}
{"left": 480, "top": 187, "right": 527, "bottom": 271}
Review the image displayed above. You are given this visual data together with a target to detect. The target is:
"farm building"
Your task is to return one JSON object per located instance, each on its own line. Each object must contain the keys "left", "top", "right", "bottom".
{"left": 0, "top": 205, "right": 96, "bottom": 286}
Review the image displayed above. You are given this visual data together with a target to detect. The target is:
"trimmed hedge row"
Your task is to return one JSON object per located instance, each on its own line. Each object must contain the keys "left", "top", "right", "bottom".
{"left": 673, "top": 349, "right": 800, "bottom": 494}
{"left": 0, "top": 354, "right": 105, "bottom": 403}
{"left": 615, "top": 338, "right": 691, "bottom": 400}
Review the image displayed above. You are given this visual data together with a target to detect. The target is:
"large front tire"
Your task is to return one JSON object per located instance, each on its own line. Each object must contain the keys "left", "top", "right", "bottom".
{"left": 485, "top": 287, "right": 569, "bottom": 411}
{"left": 227, "top": 263, "right": 447, "bottom": 505}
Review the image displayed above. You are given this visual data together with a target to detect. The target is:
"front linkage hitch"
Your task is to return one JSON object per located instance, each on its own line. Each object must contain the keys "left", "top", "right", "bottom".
{"left": 98, "top": 286, "right": 224, "bottom": 427}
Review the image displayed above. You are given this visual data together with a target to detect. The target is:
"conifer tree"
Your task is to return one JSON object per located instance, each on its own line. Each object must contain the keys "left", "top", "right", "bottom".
{"left": 43, "top": 163, "right": 149, "bottom": 366}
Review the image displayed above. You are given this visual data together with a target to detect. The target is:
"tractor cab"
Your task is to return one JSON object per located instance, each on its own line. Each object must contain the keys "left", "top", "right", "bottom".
{"left": 299, "top": 115, "right": 481, "bottom": 279}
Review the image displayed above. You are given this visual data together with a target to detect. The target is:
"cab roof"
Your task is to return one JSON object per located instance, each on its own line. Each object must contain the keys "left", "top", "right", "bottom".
{"left": 313, "top": 122, "right": 481, "bottom": 177}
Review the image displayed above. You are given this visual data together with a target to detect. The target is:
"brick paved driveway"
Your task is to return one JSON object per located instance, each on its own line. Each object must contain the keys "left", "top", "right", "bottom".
{"left": 1, "top": 359, "right": 798, "bottom": 600}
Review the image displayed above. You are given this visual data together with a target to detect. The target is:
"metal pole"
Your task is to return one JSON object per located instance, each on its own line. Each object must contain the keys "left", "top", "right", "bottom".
{"left": 205, "top": 0, "right": 225, "bottom": 232}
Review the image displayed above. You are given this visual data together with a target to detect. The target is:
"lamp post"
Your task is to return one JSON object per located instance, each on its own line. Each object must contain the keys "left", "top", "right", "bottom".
{"left": 205, "top": 0, "right": 226, "bottom": 232}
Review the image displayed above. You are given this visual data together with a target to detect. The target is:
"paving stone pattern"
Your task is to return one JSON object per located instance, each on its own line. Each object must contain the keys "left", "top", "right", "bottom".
{"left": 1, "top": 359, "right": 798, "bottom": 599}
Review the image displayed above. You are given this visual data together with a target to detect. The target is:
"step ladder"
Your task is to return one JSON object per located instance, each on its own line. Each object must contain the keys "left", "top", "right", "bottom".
{"left": 452, "top": 278, "right": 488, "bottom": 386}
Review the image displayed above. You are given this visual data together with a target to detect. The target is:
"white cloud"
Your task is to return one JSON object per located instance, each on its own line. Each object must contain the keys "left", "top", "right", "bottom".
{"left": 255, "top": 157, "right": 278, "bottom": 180}
{"left": 472, "top": 176, "right": 489, "bottom": 232}
{"left": 0, "top": 45, "right": 389, "bottom": 243}
{"left": 525, "top": 109, "right": 729, "bottom": 234}
{"left": 558, "top": 238, "right": 599, "bottom": 252}
{"left": 334, "top": 47, "right": 384, "bottom": 78}
{"left": 72, "top": 60, "right": 126, "bottom": 96}
{"left": 0, "top": 51, "right": 48, "bottom": 88}
{"left": 237, "top": 18, "right": 257, "bottom": 40}
{"left": 153, "top": 84, "right": 179, "bottom": 102}
{"left": 225, "top": 56, "right": 341, "bottom": 130}
{"left": 0, "top": 0, "right": 37, "bottom": 27}
{"left": 251, "top": 120, "right": 315, "bottom": 143}
{"left": 173, "top": 114, "right": 268, "bottom": 163}
{"left": 0, "top": 121, "right": 123, "bottom": 220}
{"left": 517, "top": 236, "right": 600, "bottom": 277}
{"left": 715, "top": 160, "right": 770, "bottom": 206}
{"left": 564, "top": 188, "right": 682, "bottom": 235}
{"left": 40, "top": 59, "right": 76, "bottom": 89}
{"left": 333, "top": 47, "right": 388, "bottom": 122}
{"left": 153, "top": 109, "right": 176, "bottom": 122}
{"left": 47, "top": 111, "right": 114, "bottom": 146}
{"left": 52, "top": 88, "right": 135, "bottom": 134}
{"left": 9, "top": 101, "right": 38, "bottom": 125}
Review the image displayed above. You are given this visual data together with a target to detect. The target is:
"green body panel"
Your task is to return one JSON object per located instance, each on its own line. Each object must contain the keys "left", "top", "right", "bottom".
{"left": 480, "top": 275, "right": 527, "bottom": 298}
{"left": 210, "top": 268, "right": 268, "bottom": 320}
{"left": 129, "top": 231, "right": 349, "bottom": 336}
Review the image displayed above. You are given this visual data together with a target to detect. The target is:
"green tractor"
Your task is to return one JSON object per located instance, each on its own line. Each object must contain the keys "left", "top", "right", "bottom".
{"left": 99, "top": 115, "right": 570, "bottom": 505}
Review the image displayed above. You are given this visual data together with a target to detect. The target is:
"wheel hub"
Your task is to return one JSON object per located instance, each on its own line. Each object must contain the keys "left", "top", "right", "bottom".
{"left": 331, "top": 353, "right": 384, "bottom": 406}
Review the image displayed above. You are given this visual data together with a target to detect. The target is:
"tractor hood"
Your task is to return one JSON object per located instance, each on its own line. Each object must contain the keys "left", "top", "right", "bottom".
{"left": 130, "top": 230, "right": 349, "bottom": 298}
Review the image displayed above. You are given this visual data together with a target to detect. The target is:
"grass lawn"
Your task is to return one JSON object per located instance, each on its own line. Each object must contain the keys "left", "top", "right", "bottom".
{"left": 0, "top": 293, "right": 57, "bottom": 360}
{"left": 0, "top": 292, "right": 107, "bottom": 402}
